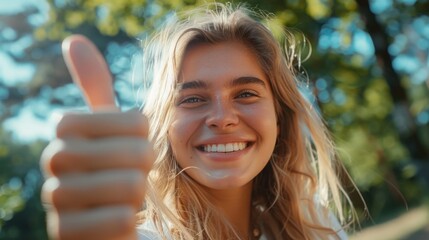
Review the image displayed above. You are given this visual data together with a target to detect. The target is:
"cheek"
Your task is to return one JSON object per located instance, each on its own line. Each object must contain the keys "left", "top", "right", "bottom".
{"left": 241, "top": 103, "right": 278, "bottom": 138}
{"left": 261, "top": 116, "right": 278, "bottom": 152}
{"left": 168, "top": 113, "right": 201, "bottom": 156}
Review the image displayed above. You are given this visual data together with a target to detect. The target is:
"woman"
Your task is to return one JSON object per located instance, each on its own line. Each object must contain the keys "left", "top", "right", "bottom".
{"left": 41, "top": 3, "right": 352, "bottom": 240}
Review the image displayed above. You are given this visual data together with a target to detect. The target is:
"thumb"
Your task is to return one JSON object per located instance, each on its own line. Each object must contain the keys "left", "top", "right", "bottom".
{"left": 62, "top": 34, "right": 117, "bottom": 111}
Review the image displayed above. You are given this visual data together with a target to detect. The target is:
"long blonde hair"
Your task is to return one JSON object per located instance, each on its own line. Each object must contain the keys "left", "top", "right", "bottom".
{"left": 141, "top": 3, "right": 352, "bottom": 239}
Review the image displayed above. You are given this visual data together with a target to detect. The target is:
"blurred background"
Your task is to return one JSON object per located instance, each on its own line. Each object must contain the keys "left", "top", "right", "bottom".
{"left": 0, "top": 0, "right": 428, "bottom": 239}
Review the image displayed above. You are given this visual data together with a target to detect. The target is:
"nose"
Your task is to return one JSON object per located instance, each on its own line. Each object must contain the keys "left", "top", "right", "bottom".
{"left": 205, "top": 97, "right": 239, "bottom": 130}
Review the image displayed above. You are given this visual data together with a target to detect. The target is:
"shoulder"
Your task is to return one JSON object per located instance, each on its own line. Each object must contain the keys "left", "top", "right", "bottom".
{"left": 137, "top": 229, "right": 162, "bottom": 240}
{"left": 312, "top": 196, "right": 348, "bottom": 239}
{"left": 314, "top": 208, "right": 348, "bottom": 240}
{"left": 326, "top": 211, "right": 348, "bottom": 240}
{"left": 136, "top": 222, "right": 164, "bottom": 240}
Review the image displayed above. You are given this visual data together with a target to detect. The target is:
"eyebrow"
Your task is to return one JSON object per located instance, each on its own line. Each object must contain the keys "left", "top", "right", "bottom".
{"left": 231, "top": 76, "right": 266, "bottom": 88}
{"left": 177, "top": 80, "right": 208, "bottom": 90}
{"left": 177, "top": 76, "right": 266, "bottom": 91}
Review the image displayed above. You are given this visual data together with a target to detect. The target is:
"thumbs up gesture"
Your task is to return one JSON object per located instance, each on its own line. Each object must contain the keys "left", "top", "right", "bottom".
{"left": 40, "top": 35, "right": 154, "bottom": 240}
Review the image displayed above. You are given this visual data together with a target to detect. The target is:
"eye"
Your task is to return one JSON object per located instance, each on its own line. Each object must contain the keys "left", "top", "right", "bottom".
{"left": 178, "top": 96, "right": 205, "bottom": 106}
{"left": 237, "top": 90, "right": 258, "bottom": 99}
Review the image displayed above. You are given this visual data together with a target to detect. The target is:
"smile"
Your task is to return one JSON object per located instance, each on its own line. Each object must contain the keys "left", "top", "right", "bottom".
{"left": 199, "top": 142, "right": 248, "bottom": 153}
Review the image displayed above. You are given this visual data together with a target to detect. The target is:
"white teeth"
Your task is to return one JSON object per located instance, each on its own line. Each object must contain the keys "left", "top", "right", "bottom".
{"left": 217, "top": 144, "right": 225, "bottom": 152}
{"left": 225, "top": 143, "right": 233, "bottom": 152}
{"left": 203, "top": 142, "right": 247, "bottom": 153}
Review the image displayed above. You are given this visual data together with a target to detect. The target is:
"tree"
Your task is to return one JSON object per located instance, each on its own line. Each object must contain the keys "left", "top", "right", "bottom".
{"left": 0, "top": 128, "right": 48, "bottom": 239}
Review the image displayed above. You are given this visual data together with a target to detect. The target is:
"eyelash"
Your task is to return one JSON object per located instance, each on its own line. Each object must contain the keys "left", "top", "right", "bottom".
{"left": 179, "top": 96, "right": 204, "bottom": 105}
{"left": 178, "top": 90, "right": 259, "bottom": 106}
{"left": 237, "top": 90, "right": 258, "bottom": 98}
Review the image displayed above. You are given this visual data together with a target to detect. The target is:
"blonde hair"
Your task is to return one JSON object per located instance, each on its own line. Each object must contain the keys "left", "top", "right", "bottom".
{"left": 140, "top": 2, "right": 353, "bottom": 239}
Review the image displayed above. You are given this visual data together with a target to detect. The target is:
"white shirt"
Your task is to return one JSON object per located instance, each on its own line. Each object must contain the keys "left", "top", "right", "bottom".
{"left": 136, "top": 211, "right": 348, "bottom": 240}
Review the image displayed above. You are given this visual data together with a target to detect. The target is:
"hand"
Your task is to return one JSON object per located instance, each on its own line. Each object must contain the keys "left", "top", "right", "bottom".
{"left": 40, "top": 35, "right": 154, "bottom": 240}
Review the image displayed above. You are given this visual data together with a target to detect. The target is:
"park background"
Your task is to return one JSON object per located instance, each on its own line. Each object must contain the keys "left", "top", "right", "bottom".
{"left": 0, "top": 0, "right": 428, "bottom": 239}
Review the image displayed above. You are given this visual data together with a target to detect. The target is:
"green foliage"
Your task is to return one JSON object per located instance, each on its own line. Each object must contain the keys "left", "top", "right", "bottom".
{"left": 0, "top": 181, "right": 25, "bottom": 229}
{"left": 0, "top": 129, "right": 48, "bottom": 239}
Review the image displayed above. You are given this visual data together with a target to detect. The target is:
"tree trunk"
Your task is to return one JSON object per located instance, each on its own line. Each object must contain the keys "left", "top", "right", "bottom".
{"left": 355, "top": 0, "right": 428, "bottom": 160}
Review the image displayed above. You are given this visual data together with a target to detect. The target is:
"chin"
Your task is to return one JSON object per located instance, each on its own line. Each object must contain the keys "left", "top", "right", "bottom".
{"left": 196, "top": 170, "right": 254, "bottom": 190}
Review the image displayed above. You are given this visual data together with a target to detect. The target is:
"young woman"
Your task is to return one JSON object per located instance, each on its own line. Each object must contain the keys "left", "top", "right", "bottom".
{"left": 41, "top": 3, "right": 352, "bottom": 240}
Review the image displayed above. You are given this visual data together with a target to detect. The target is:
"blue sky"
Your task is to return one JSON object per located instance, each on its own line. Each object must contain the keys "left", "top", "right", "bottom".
{"left": 0, "top": 0, "right": 139, "bottom": 142}
{"left": 0, "top": 0, "right": 54, "bottom": 142}
{"left": 0, "top": 0, "right": 49, "bottom": 14}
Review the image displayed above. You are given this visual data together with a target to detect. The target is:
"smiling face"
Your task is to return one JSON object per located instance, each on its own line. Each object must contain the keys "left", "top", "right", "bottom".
{"left": 168, "top": 41, "right": 278, "bottom": 190}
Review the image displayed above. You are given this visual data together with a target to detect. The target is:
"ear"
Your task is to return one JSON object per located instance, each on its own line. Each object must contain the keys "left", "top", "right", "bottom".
{"left": 62, "top": 34, "right": 118, "bottom": 112}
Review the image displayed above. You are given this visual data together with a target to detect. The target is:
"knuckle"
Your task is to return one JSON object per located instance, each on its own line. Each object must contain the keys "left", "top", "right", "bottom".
{"left": 56, "top": 114, "right": 75, "bottom": 138}
{"left": 50, "top": 185, "right": 66, "bottom": 209}
{"left": 40, "top": 140, "right": 68, "bottom": 177}
{"left": 115, "top": 206, "right": 136, "bottom": 235}
{"left": 40, "top": 143, "right": 55, "bottom": 178}
{"left": 46, "top": 211, "right": 60, "bottom": 240}
{"left": 48, "top": 141, "right": 70, "bottom": 176}
{"left": 127, "top": 171, "right": 144, "bottom": 192}
{"left": 126, "top": 171, "right": 145, "bottom": 206}
{"left": 134, "top": 140, "right": 155, "bottom": 172}
{"left": 41, "top": 177, "right": 61, "bottom": 206}
{"left": 132, "top": 113, "right": 149, "bottom": 136}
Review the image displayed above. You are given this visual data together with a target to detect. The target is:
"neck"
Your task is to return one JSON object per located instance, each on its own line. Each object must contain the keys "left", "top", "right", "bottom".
{"left": 204, "top": 181, "right": 253, "bottom": 239}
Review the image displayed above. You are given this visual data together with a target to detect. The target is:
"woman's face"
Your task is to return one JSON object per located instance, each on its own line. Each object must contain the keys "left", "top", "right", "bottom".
{"left": 168, "top": 41, "right": 278, "bottom": 190}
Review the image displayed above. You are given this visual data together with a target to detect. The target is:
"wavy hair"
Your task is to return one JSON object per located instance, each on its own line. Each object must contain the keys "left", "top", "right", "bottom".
{"left": 140, "top": 2, "right": 353, "bottom": 239}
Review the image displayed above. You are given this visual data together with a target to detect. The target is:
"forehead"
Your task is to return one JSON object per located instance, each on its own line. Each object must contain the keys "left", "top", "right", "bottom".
{"left": 178, "top": 41, "right": 267, "bottom": 84}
